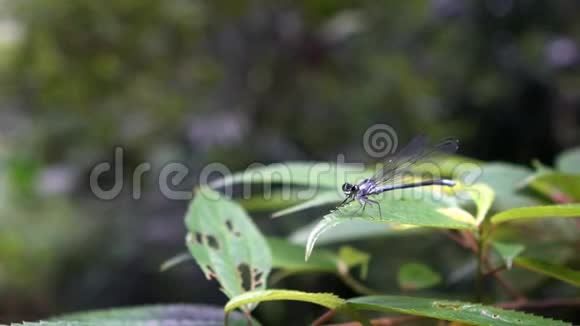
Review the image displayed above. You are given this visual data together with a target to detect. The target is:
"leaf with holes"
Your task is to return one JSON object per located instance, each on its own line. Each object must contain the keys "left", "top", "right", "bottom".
{"left": 514, "top": 257, "right": 580, "bottom": 287}
{"left": 347, "top": 295, "right": 571, "bottom": 325}
{"left": 491, "top": 241, "right": 525, "bottom": 269}
{"left": 490, "top": 204, "right": 580, "bottom": 225}
{"left": 397, "top": 263, "right": 442, "bottom": 290}
{"left": 185, "top": 187, "right": 271, "bottom": 310}
{"left": 15, "top": 305, "right": 254, "bottom": 326}
{"left": 304, "top": 191, "right": 475, "bottom": 260}
{"left": 556, "top": 146, "right": 580, "bottom": 173}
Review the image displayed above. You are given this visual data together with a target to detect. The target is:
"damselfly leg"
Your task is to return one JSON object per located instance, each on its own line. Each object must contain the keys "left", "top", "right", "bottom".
{"left": 347, "top": 196, "right": 382, "bottom": 218}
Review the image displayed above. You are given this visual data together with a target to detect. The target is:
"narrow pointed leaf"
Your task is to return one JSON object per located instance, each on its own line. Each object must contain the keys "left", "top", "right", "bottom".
{"left": 490, "top": 204, "right": 580, "bottom": 225}
{"left": 514, "top": 257, "right": 580, "bottom": 287}
{"left": 289, "top": 217, "right": 427, "bottom": 246}
{"left": 347, "top": 295, "right": 571, "bottom": 325}
{"left": 185, "top": 187, "right": 271, "bottom": 307}
{"left": 225, "top": 290, "right": 345, "bottom": 315}
{"left": 272, "top": 190, "right": 342, "bottom": 218}
{"left": 209, "top": 161, "right": 370, "bottom": 189}
{"left": 160, "top": 252, "right": 193, "bottom": 272}
{"left": 237, "top": 190, "right": 305, "bottom": 211}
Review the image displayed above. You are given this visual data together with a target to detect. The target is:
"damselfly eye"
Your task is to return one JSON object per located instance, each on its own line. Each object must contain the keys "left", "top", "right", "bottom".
{"left": 342, "top": 183, "right": 353, "bottom": 192}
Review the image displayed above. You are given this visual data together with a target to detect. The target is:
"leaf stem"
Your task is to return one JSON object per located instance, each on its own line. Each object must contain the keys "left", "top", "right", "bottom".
{"left": 326, "top": 315, "right": 424, "bottom": 326}
{"left": 476, "top": 233, "right": 484, "bottom": 302}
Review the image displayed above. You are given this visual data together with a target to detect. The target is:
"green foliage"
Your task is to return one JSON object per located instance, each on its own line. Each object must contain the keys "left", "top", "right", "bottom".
{"left": 514, "top": 257, "right": 580, "bottom": 287}
{"left": 271, "top": 190, "right": 341, "bottom": 218}
{"left": 477, "top": 163, "right": 544, "bottom": 210}
{"left": 462, "top": 183, "right": 495, "bottom": 226}
{"left": 209, "top": 161, "right": 370, "bottom": 191}
{"left": 346, "top": 296, "right": 572, "bottom": 326}
{"left": 224, "top": 289, "right": 345, "bottom": 316}
{"left": 289, "top": 219, "right": 426, "bottom": 245}
{"left": 304, "top": 191, "right": 475, "bottom": 260}
{"left": 524, "top": 173, "right": 580, "bottom": 202}
{"left": 269, "top": 237, "right": 337, "bottom": 273}
{"left": 397, "top": 263, "right": 442, "bottom": 290}
{"left": 490, "top": 204, "right": 580, "bottom": 225}
{"left": 184, "top": 187, "right": 271, "bottom": 309}
{"left": 556, "top": 146, "right": 580, "bottom": 174}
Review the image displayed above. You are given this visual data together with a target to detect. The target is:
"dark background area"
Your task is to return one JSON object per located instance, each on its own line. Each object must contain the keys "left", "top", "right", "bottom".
{"left": 1, "top": 0, "right": 579, "bottom": 324}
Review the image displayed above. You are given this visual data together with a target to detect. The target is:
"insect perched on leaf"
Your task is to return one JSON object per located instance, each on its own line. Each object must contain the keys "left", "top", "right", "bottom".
{"left": 340, "top": 135, "right": 459, "bottom": 217}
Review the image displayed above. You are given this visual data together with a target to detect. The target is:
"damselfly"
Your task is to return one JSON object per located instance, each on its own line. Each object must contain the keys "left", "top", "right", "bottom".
{"left": 340, "top": 135, "right": 458, "bottom": 217}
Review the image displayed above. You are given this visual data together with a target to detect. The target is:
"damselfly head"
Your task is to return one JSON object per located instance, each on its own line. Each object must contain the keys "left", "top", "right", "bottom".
{"left": 342, "top": 183, "right": 357, "bottom": 195}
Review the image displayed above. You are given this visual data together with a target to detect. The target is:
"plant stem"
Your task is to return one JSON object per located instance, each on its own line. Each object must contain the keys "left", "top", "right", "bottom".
{"left": 337, "top": 261, "right": 380, "bottom": 296}
{"left": 312, "top": 309, "right": 337, "bottom": 326}
{"left": 476, "top": 234, "right": 484, "bottom": 302}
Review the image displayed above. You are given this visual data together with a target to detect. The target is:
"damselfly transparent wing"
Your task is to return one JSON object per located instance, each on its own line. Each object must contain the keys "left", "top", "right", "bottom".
{"left": 370, "top": 135, "right": 459, "bottom": 186}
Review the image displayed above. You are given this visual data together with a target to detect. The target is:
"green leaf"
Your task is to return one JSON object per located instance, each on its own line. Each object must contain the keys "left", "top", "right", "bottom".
{"left": 347, "top": 295, "right": 571, "bottom": 326}
{"left": 490, "top": 204, "right": 580, "bottom": 225}
{"left": 237, "top": 190, "right": 305, "bottom": 211}
{"left": 185, "top": 187, "right": 271, "bottom": 309}
{"left": 491, "top": 241, "right": 525, "bottom": 269}
{"left": 305, "top": 192, "right": 475, "bottom": 260}
{"left": 524, "top": 172, "right": 580, "bottom": 202}
{"left": 225, "top": 290, "right": 345, "bottom": 317}
{"left": 268, "top": 237, "right": 337, "bottom": 273}
{"left": 556, "top": 146, "right": 580, "bottom": 173}
{"left": 208, "top": 161, "right": 370, "bottom": 190}
{"left": 462, "top": 183, "right": 495, "bottom": 225}
{"left": 23, "top": 305, "right": 252, "bottom": 326}
{"left": 159, "top": 252, "right": 193, "bottom": 272}
{"left": 397, "top": 263, "right": 442, "bottom": 290}
{"left": 338, "top": 246, "right": 371, "bottom": 279}
{"left": 289, "top": 216, "right": 427, "bottom": 246}
{"left": 478, "top": 163, "right": 544, "bottom": 210}
{"left": 271, "top": 190, "right": 342, "bottom": 218}
{"left": 514, "top": 257, "right": 580, "bottom": 287}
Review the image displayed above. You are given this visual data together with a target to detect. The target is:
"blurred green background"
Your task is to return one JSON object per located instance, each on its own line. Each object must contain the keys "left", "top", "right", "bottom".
{"left": 1, "top": 0, "right": 579, "bottom": 324}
